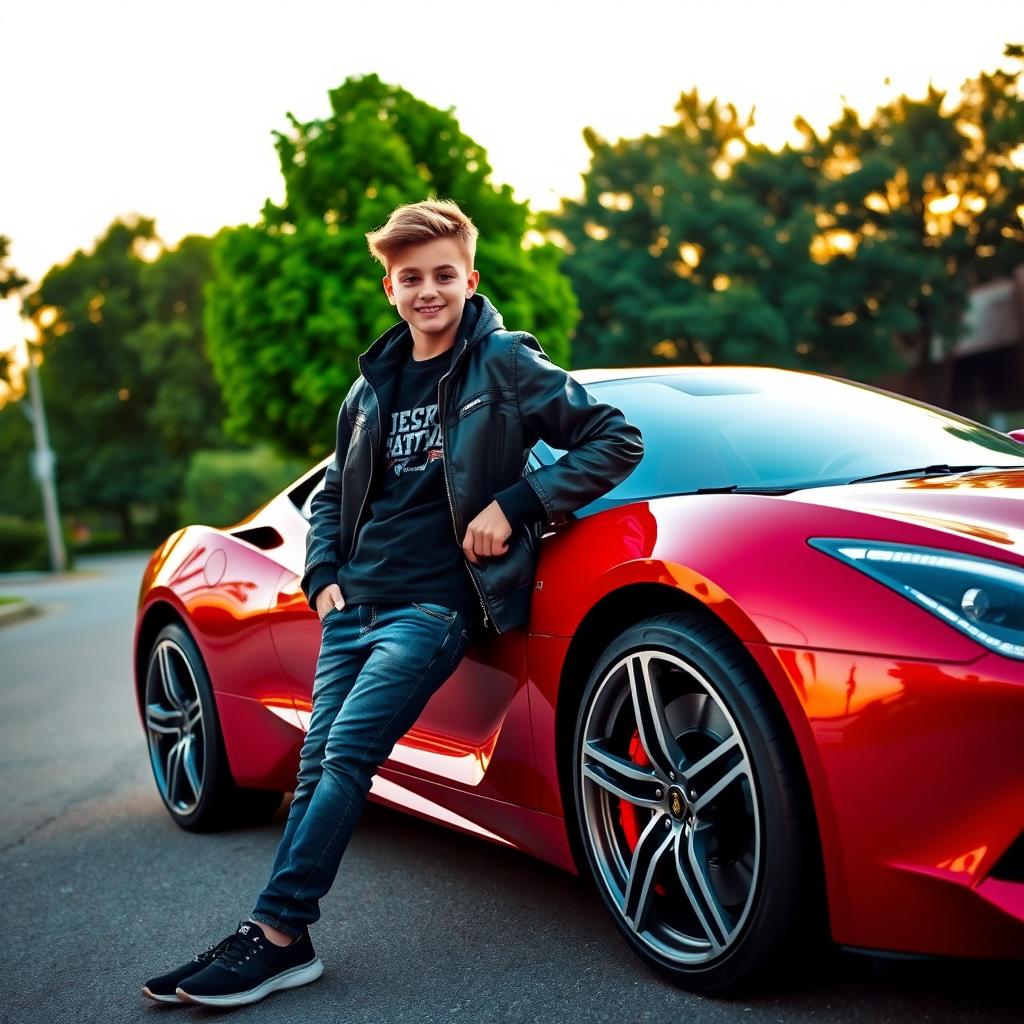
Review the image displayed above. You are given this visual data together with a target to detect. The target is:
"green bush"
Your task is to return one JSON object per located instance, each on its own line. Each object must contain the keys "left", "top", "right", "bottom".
{"left": 0, "top": 515, "right": 75, "bottom": 572}
{"left": 69, "top": 528, "right": 136, "bottom": 556}
{"left": 179, "top": 446, "right": 309, "bottom": 529}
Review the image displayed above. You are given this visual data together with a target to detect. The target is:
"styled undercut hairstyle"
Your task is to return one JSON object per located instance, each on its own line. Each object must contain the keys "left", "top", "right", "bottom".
{"left": 365, "top": 197, "right": 479, "bottom": 275}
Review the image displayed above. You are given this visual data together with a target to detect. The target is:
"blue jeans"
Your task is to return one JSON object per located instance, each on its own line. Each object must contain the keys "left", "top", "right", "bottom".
{"left": 250, "top": 600, "right": 474, "bottom": 938}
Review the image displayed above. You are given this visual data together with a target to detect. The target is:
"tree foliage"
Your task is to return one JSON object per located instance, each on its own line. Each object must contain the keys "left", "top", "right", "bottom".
{"left": 21, "top": 217, "right": 168, "bottom": 534}
{"left": 550, "top": 44, "right": 1024, "bottom": 387}
{"left": 793, "top": 44, "right": 1024, "bottom": 383}
{"left": 125, "top": 234, "right": 231, "bottom": 457}
{"left": 20, "top": 218, "right": 225, "bottom": 537}
{"left": 205, "top": 72, "right": 578, "bottom": 458}
{"left": 179, "top": 446, "right": 308, "bottom": 529}
{"left": 0, "top": 402, "right": 38, "bottom": 519}
{"left": 1, "top": 234, "right": 28, "bottom": 388}
{"left": 548, "top": 91, "right": 841, "bottom": 371}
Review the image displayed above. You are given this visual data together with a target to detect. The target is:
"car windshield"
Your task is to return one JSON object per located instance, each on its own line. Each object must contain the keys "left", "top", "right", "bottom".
{"left": 535, "top": 369, "right": 1024, "bottom": 515}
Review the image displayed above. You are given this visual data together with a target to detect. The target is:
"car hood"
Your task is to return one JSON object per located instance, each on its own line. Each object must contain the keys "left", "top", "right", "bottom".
{"left": 783, "top": 468, "right": 1024, "bottom": 552}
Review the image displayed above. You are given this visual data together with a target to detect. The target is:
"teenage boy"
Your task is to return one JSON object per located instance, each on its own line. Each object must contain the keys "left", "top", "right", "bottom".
{"left": 143, "top": 198, "right": 644, "bottom": 1007}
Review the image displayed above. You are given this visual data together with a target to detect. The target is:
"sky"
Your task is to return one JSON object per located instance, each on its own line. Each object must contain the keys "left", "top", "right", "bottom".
{"left": 1, "top": 0, "right": 1021, "bottom": 361}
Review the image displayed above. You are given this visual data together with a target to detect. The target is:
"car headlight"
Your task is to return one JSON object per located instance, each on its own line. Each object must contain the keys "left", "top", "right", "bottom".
{"left": 808, "top": 538, "right": 1024, "bottom": 660}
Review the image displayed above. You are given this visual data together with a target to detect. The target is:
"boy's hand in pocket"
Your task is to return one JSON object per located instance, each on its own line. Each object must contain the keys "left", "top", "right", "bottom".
{"left": 316, "top": 583, "right": 346, "bottom": 621}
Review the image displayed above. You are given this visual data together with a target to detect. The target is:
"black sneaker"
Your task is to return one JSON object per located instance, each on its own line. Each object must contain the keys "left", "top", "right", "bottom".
{"left": 175, "top": 919, "right": 323, "bottom": 1007}
{"left": 142, "top": 929, "right": 238, "bottom": 1002}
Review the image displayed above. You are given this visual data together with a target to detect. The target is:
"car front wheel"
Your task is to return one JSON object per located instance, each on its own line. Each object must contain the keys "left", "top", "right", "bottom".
{"left": 570, "top": 610, "right": 817, "bottom": 993}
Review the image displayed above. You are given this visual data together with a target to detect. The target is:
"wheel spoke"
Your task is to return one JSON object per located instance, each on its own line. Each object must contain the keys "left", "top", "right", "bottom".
{"left": 622, "top": 812, "right": 674, "bottom": 932}
{"left": 183, "top": 697, "right": 202, "bottom": 732}
{"left": 673, "top": 823, "right": 730, "bottom": 951}
{"left": 692, "top": 758, "right": 750, "bottom": 816}
{"left": 165, "top": 737, "right": 185, "bottom": 806}
{"left": 158, "top": 645, "right": 187, "bottom": 714}
{"left": 582, "top": 738, "right": 663, "bottom": 808}
{"left": 680, "top": 733, "right": 739, "bottom": 785}
{"left": 626, "top": 653, "right": 685, "bottom": 780}
{"left": 680, "top": 732, "right": 750, "bottom": 815}
{"left": 180, "top": 736, "right": 202, "bottom": 802}
{"left": 145, "top": 703, "right": 183, "bottom": 736}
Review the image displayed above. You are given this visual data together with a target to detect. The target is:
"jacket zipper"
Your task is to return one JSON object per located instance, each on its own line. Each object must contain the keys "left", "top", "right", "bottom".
{"left": 346, "top": 395, "right": 378, "bottom": 563}
{"left": 438, "top": 373, "right": 492, "bottom": 632}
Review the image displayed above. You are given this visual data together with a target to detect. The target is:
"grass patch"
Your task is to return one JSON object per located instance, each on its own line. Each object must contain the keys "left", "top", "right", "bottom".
{"left": 0, "top": 595, "right": 25, "bottom": 605}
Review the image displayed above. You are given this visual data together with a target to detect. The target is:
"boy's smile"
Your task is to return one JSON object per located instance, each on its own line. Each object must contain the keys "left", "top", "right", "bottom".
{"left": 381, "top": 236, "right": 480, "bottom": 359}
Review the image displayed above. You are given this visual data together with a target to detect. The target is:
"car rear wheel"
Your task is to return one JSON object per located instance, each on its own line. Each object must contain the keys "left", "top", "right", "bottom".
{"left": 570, "top": 610, "right": 817, "bottom": 994}
{"left": 143, "top": 621, "right": 284, "bottom": 832}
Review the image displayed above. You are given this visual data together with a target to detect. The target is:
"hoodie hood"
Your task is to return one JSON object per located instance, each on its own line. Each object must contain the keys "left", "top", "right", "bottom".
{"left": 357, "top": 292, "right": 505, "bottom": 385}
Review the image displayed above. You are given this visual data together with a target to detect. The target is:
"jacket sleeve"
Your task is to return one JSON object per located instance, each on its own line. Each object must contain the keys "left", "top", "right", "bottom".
{"left": 508, "top": 332, "right": 644, "bottom": 522}
{"left": 299, "top": 381, "right": 360, "bottom": 610}
{"left": 493, "top": 475, "right": 548, "bottom": 533}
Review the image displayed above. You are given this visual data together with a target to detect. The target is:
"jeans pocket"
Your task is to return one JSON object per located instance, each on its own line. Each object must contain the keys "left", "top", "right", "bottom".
{"left": 444, "top": 622, "right": 473, "bottom": 675}
{"left": 411, "top": 601, "right": 457, "bottom": 623}
{"left": 358, "top": 603, "right": 377, "bottom": 635}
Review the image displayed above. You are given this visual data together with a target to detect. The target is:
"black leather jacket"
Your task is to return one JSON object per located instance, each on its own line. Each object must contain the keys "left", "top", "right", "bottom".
{"left": 300, "top": 292, "right": 645, "bottom": 635}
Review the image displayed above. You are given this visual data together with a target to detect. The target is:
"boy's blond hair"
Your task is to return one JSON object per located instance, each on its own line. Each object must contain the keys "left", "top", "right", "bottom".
{"left": 365, "top": 197, "right": 478, "bottom": 275}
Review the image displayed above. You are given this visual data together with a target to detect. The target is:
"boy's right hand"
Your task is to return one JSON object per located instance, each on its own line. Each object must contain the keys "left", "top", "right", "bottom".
{"left": 315, "top": 583, "right": 346, "bottom": 622}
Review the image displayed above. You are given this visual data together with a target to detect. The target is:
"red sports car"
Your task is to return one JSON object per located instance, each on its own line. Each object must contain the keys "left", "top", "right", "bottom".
{"left": 133, "top": 365, "right": 1024, "bottom": 992}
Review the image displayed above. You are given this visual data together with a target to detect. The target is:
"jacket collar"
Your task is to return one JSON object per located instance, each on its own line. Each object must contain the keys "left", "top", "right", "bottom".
{"left": 357, "top": 292, "right": 504, "bottom": 385}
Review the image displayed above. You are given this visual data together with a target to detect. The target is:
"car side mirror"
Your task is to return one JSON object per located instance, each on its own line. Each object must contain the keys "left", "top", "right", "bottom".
{"left": 1008, "top": 429, "right": 1024, "bottom": 444}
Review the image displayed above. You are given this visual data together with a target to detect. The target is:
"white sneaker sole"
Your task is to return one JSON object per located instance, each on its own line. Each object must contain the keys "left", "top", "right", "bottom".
{"left": 142, "top": 986, "right": 184, "bottom": 1003}
{"left": 176, "top": 957, "right": 324, "bottom": 1006}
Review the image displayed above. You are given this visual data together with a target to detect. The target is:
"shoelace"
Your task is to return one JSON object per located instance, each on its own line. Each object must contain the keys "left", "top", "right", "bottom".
{"left": 193, "top": 934, "right": 236, "bottom": 964}
{"left": 215, "top": 930, "right": 262, "bottom": 970}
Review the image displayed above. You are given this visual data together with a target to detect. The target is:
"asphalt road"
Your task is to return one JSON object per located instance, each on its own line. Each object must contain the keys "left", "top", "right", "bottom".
{"left": 0, "top": 552, "right": 1019, "bottom": 1023}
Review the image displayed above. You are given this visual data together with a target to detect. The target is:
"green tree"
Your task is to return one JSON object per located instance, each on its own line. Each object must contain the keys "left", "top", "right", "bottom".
{"left": 794, "top": 41, "right": 1024, "bottom": 401}
{"left": 20, "top": 220, "right": 231, "bottom": 541}
{"left": 125, "top": 234, "right": 231, "bottom": 458}
{"left": 0, "top": 402, "right": 39, "bottom": 519}
{"left": 547, "top": 90, "right": 871, "bottom": 374}
{"left": 0, "top": 236, "right": 40, "bottom": 526}
{"left": 1, "top": 235, "right": 28, "bottom": 388}
{"left": 179, "top": 446, "right": 308, "bottom": 528}
{"left": 550, "top": 44, "right": 1023, "bottom": 390}
{"left": 205, "top": 72, "right": 578, "bottom": 458}
{"left": 0, "top": 235, "right": 26, "bottom": 298}
{"left": 21, "top": 217, "right": 173, "bottom": 540}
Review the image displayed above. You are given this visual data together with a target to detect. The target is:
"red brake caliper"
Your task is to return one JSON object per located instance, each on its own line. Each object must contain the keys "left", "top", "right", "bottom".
{"left": 617, "top": 729, "right": 668, "bottom": 896}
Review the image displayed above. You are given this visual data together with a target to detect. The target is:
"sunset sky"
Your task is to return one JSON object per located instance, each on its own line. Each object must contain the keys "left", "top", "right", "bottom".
{"left": 1, "top": 0, "right": 1021, "bottom": 362}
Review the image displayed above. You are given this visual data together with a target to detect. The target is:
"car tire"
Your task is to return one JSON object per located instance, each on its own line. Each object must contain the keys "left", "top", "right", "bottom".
{"left": 143, "top": 621, "right": 284, "bottom": 832}
{"left": 569, "top": 610, "right": 819, "bottom": 994}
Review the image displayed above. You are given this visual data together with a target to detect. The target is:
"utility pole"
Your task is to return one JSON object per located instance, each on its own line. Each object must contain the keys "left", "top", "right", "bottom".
{"left": 21, "top": 319, "right": 67, "bottom": 573}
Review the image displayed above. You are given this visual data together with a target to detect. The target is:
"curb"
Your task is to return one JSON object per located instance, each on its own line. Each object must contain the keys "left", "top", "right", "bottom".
{"left": 0, "top": 600, "right": 40, "bottom": 628}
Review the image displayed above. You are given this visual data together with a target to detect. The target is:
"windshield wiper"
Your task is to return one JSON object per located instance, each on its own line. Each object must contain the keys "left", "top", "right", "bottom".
{"left": 847, "top": 464, "right": 1009, "bottom": 485}
{"left": 694, "top": 484, "right": 799, "bottom": 495}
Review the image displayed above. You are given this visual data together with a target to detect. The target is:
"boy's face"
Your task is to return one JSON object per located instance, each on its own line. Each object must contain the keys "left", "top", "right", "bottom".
{"left": 382, "top": 236, "right": 479, "bottom": 340}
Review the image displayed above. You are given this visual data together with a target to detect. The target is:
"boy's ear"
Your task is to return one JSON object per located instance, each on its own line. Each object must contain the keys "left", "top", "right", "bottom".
{"left": 381, "top": 274, "right": 396, "bottom": 303}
